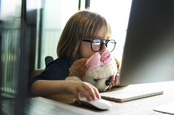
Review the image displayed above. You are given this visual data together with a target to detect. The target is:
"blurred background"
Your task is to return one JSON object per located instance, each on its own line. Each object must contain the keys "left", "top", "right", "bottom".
{"left": 0, "top": 0, "right": 132, "bottom": 114}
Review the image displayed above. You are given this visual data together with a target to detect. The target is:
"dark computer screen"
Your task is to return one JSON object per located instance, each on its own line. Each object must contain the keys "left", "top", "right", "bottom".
{"left": 119, "top": 0, "right": 174, "bottom": 85}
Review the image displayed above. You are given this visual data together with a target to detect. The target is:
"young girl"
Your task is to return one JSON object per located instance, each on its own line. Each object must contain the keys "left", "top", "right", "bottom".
{"left": 29, "top": 10, "right": 117, "bottom": 104}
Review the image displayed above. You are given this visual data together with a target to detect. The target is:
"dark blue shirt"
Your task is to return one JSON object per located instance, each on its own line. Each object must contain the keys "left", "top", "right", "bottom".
{"left": 29, "top": 58, "right": 71, "bottom": 88}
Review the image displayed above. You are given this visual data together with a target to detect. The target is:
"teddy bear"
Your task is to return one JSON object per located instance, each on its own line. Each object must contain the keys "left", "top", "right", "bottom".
{"left": 66, "top": 52, "right": 120, "bottom": 92}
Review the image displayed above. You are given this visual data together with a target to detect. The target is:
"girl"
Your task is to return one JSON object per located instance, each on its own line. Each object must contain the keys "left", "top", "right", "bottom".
{"left": 29, "top": 10, "right": 117, "bottom": 104}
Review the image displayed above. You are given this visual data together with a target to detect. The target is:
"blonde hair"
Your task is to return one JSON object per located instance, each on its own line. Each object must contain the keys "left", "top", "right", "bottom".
{"left": 57, "top": 10, "right": 112, "bottom": 64}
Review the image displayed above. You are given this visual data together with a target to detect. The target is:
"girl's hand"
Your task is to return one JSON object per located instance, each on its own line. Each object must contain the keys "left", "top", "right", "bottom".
{"left": 65, "top": 81, "right": 101, "bottom": 104}
{"left": 108, "top": 74, "right": 118, "bottom": 89}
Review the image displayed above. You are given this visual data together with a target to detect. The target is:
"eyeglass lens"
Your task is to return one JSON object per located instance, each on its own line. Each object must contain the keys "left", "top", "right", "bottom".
{"left": 107, "top": 40, "right": 116, "bottom": 52}
{"left": 91, "top": 39, "right": 116, "bottom": 52}
{"left": 91, "top": 39, "right": 101, "bottom": 51}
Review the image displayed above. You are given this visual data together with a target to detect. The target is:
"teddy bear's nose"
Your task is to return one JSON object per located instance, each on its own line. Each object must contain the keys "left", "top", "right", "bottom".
{"left": 105, "top": 80, "right": 111, "bottom": 86}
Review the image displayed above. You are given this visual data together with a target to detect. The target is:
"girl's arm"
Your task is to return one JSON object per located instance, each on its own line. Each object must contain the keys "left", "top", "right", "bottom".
{"left": 31, "top": 80, "right": 101, "bottom": 103}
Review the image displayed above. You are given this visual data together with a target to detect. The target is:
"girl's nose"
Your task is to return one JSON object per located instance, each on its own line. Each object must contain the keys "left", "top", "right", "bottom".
{"left": 100, "top": 45, "right": 107, "bottom": 54}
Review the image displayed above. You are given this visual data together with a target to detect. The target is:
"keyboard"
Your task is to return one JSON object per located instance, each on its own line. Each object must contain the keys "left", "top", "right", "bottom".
{"left": 100, "top": 85, "right": 164, "bottom": 102}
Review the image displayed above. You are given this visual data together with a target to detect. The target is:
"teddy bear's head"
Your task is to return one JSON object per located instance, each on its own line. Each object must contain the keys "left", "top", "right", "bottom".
{"left": 66, "top": 52, "right": 120, "bottom": 91}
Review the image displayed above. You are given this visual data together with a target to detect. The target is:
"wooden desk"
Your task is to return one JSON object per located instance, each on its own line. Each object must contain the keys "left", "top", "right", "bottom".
{"left": 1, "top": 81, "right": 174, "bottom": 115}
{"left": 45, "top": 81, "right": 174, "bottom": 115}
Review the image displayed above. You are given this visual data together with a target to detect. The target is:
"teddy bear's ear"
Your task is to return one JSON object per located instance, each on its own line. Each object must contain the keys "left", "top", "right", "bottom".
{"left": 69, "top": 58, "right": 88, "bottom": 80}
{"left": 113, "top": 56, "right": 120, "bottom": 73}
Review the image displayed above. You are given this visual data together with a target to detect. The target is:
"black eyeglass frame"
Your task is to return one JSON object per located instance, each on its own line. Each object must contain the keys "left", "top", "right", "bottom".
{"left": 82, "top": 38, "right": 116, "bottom": 52}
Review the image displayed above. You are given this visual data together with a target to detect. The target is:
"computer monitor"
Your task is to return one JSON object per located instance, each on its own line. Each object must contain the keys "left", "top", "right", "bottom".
{"left": 118, "top": 0, "right": 174, "bottom": 86}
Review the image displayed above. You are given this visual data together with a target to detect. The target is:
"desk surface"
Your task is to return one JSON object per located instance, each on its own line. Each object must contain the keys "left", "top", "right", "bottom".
{"left": 1, "top": 81, "right": 174, "bottom": 115}
{"left": 46, "top": 81, "right": 174, "bottom": 115}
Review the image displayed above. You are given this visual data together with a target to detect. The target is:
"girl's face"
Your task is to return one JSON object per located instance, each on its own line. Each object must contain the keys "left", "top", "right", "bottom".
{"left": 79, "top": 26, "right": 109, "bottom": 58}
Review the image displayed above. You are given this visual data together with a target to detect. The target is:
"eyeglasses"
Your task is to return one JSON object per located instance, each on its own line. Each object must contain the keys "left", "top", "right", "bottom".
{"left": 82, "top": 38, "right": 116, "bottom": 52}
